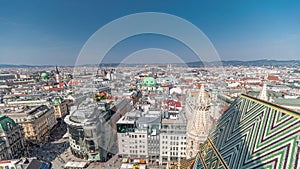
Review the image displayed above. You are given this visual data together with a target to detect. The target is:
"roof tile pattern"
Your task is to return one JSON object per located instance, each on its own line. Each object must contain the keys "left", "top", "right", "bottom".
{"left": 190, "top": 94, "right": 300, "bottom": 169}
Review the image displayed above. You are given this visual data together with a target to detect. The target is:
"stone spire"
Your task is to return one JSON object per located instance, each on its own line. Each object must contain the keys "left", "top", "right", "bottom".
{"left": 241, "top": 83, "right": 247, "bottom": 94}
{"left": 186, "top": 84, "right": 211, "bottom": 159}
{"left": 55, "top": 66, "right": 60, "bottom": 83}
{"left": 192, "top": 84, "right": 210, "bottom": 134}
{"left": 197, "top": 84, "right": 206, "bottom": 104}
{"left": 55, "top": 65, "right": 60, "bottom": 75}
{"left": 259, "top": 83, "right": 268, "bottom": 101}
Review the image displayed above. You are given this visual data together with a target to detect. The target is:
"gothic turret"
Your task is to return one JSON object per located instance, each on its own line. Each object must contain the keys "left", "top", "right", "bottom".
{"left": 186, "top": 84, "right": 212, "bottom": 159}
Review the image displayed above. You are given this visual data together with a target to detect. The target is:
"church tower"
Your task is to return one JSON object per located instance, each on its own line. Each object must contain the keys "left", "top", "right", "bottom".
{"left": 55, "top": 66, "right": 60, "bottom": 83}
{"left": 258, "top": 83, "right": 268, "bottom": 101}
{"left": 186, "top": 84, "right": 211, "bottom": 159}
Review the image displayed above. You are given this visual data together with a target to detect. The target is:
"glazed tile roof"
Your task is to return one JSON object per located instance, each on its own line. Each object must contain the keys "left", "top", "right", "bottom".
{"left": 188, "top": 94, "right": 300, "bottom": 169}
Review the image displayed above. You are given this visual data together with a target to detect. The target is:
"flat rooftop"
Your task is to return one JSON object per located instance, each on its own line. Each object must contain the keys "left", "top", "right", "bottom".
{"left": 64, "top": 161, "right": 88, "bottom": 168}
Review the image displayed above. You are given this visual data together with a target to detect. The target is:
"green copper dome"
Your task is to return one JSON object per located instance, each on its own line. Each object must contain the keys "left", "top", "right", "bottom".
{"left": 40, "top": 72, "right": 49, "bottom": 81}
{"left": 0, "top": 115, "right": 17, "bottom": 133}
{"left": 40, "top": 72, "right": 49, "bottom": 77}
{"left": 142, "top": 77, "right": 157, "bottom": 87}
{"left": 53, "top": 96, "right": 63, "bottom": 105}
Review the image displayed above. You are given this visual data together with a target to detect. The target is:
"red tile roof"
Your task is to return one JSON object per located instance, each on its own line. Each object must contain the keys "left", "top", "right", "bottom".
{"left": 267, "top": 75, "right": 280, "bottom": 81}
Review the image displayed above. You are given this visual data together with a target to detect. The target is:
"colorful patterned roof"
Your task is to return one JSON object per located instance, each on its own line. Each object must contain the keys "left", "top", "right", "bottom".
{"left": 189, "top": 94, "right": 300, "bottom": 169}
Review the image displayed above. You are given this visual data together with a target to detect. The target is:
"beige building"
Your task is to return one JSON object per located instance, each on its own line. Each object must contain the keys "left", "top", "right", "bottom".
{"left": 4, "top": 105, "right": 57, "bottom": 144}
{"left": 53, "top": 96, "right": 69, "bottom": 119}
{"left": 186, "top": 85, "right": 212, "bottom": 159}
{"left": 0, "top": 115, "right": 25, "bottom": 160}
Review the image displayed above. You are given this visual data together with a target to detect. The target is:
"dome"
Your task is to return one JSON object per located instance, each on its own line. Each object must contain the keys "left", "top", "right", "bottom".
{"left": 53, "top": 96, "right": 62, "bottom": 105}
{"left": 0, "top": 115, "right": 17, "bottom": 133}
{"left": 40, "top": 72, "right": 49, "bottom": 77}
{"left": 142, "top": 77, "right": 157, "bottom": 87}
{"left": 40, "top": 72, "right": 49, "bottom": 81}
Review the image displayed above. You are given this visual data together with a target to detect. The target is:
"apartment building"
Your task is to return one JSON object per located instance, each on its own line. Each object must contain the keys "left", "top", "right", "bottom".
{"left": 0, "top": 115, "right": 25, "bottom": 160}
{"left": 3, "top": 105, "right": 57, "bottom": 144}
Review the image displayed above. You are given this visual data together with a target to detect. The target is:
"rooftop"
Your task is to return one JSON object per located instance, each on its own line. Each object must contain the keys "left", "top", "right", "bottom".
{"left": 64, "top": 161, "right": 88, "bottom": 168}
{"left": 272, "top": 98, "right": 300, "bottom": 107}
{"left": 0, "top": 115, "right": 17, "bottom": 133}
{"left": 189, "top": 94, "right": 300, "bottom": 168}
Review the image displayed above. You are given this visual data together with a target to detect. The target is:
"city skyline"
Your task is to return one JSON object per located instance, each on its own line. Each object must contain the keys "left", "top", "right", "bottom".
{"left": 1, "top": 0, "right": 300, "bottom": 65}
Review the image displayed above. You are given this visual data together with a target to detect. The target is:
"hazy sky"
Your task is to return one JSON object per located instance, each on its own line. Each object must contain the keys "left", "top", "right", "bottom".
{"left": 0, "top": 0, "right": 300, "bottom": 65}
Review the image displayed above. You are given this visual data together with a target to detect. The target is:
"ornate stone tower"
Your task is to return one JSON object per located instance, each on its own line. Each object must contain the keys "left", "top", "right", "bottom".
{"left": 258, "top": 83, "right": 268, "bottom": 101}
{"left": 186, "top": 84, "right": 211, "bottom": 159}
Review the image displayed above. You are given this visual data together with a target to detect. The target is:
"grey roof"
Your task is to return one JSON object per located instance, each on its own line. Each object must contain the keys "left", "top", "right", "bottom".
{"left": 26, "top": 160, "right": 41, "bottom": 169}
{"left": 136, "top": 116, "right": 161, "bottom": 125}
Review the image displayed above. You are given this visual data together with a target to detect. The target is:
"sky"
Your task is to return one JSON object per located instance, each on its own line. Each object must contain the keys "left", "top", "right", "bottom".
{"left": 0, "top": 0, "right": 300, "bottom": 66}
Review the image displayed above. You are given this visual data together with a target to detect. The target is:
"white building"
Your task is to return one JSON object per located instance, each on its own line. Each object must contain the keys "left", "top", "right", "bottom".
{"left": 117, "top": 110, "right": 161, "bottom": 162}
{"left": 159, "top": 110, "right": 187, "bottom": 164}
{"left": 117, "top": 112, "right": 148, "bottom": 159}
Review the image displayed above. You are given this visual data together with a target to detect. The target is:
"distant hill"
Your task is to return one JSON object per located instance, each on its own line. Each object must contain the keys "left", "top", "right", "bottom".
{"left": 0, "top": 64, "right": 56, "bottom": 68}
{"left": 187, "top": 59, "right": 300, "bottom": 67}
{"left": 1, "top": 60, "right": 300, "bottom": 68}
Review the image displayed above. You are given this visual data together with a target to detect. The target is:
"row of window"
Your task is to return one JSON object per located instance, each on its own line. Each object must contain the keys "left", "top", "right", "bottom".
{"left": 128, "top": 150, "right": 146, "bottom": 154}
{"left": 161, "top": 151, "right": 186, "bottom": 156}
{"left": 128, "top": 134, "right": 146, "bottom": 138}
{"left": 161, "top": 135, "right": 186, "bottom": 140}
{"left": 129, "top": 145, "right": 146, "bottom": 149}
{"left": 162, "top": 146, "right": 187, "bottom": 150}
{"left": 162, "top": 141, "right": 187, "bottom": 145}
{"left": 121, "top": 139, "right": 146, "bottom": 144}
